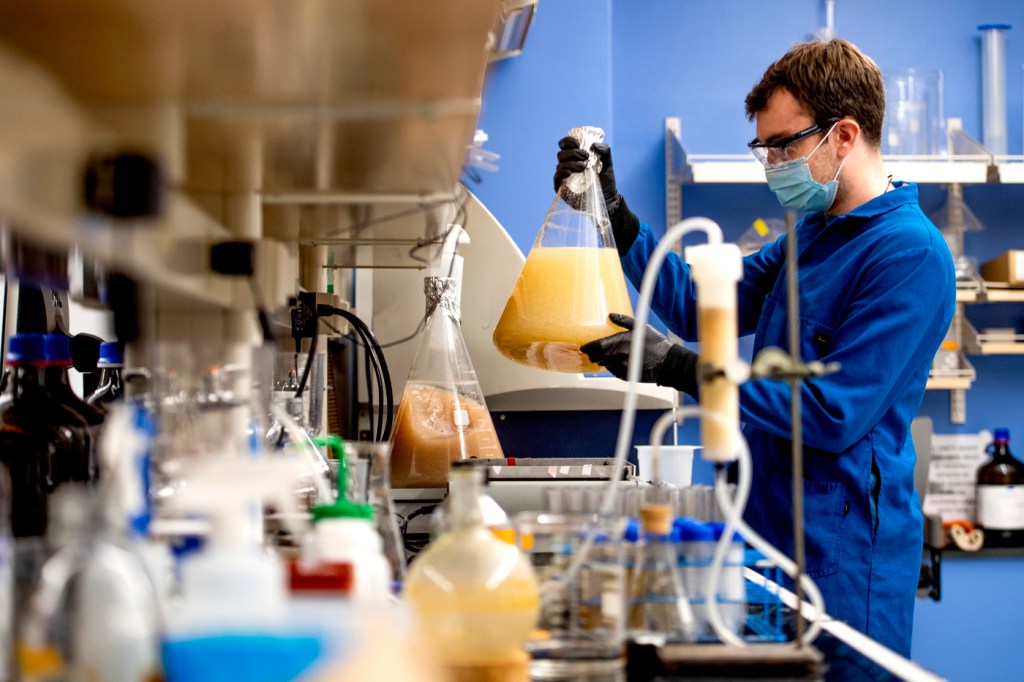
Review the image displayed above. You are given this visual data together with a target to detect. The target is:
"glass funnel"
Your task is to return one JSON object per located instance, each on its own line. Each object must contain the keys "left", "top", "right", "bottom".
{"left": 390, "top": 277, "right": 504, "bottom": 489}
{"left": 493, "top": 126, "right": 633, "bottom": 373}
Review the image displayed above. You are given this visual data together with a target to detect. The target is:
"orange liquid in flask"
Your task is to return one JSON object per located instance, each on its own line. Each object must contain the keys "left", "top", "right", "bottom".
{"left": 492, "top": 247, "right": 633, "bottom": 373}
{"left": 390, "top": 382, "right": 504, "bottom": 489}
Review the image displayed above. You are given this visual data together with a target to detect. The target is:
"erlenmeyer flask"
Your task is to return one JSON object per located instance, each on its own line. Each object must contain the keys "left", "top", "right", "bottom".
{"left": 493, "top": 126, "right": 634, "bottom": 373}
{"left": 390, "top": 277, "right": 504, "bottom": 489}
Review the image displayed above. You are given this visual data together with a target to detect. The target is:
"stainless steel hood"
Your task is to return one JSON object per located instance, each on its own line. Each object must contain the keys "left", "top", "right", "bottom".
{"left": 0, "top": 1, "right": 501, "bottom": 304}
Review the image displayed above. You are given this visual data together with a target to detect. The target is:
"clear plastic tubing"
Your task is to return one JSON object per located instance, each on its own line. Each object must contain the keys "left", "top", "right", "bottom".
{"left": 687, "top": 244, "right": 743, "bottom": 462}
{"left": 979, "top": 23, "right": 1012, "bottom": 156}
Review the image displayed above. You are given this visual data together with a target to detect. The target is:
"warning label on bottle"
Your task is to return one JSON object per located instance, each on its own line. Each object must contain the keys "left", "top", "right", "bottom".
{"left": 977, "top": 485, "right": 1024, "bottom": 529}
{"left": 922, "top": 431, "right": 991, "bottom": 523}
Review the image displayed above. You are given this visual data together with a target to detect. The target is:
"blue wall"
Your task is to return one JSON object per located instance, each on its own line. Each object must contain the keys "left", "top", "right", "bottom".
{"left": 474, "top": 1, "right": 1024, "bottom": 679}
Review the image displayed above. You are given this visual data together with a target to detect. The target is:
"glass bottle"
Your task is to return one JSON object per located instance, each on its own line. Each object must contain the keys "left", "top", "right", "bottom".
{"left": 390, "top": 277, "right": 503, "bottom": 489}
{"left": 492, "top": 125, "right": 634, "bottom": 373}
{"left": 86, "top": 341, "right": 124, "bottom": 409}
{"left": 429, "top": 460, "right": 512, "bottom": 544}
{"left": 43, "top": 335, "right": 104, "bottom": 482}
{"left": 0, "top": 334, "right": 89, "bottom": 662}
{"left": 628, "top": 503, "right": 696, "bottom": 645}
{"left": 404, "top": 466, "right": 539, "bottom": 679}
{"left": 976, "top": 428, "right": 1024, "bottom": 547}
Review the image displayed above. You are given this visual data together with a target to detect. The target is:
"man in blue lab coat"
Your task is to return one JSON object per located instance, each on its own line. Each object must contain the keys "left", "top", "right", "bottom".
{"left": 558, "top": 39, "right": 955, "bottom": 678}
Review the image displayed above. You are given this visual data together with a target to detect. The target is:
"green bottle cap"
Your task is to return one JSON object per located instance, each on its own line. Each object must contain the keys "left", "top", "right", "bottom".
{"left": 310, "top": 435, "right": 375, "bottom": 522}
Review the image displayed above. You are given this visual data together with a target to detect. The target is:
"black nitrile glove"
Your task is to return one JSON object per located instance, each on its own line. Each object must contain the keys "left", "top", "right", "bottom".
{"left": 580, "top": 313, "right": 699, "bottom": 398}
{"left": 553, "top": 137, "right": 640, "bottom": 255}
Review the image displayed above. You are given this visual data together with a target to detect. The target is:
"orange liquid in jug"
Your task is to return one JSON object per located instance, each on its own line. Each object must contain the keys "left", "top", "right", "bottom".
{"left": 390, "top": 382, "right": 504, "bottom": 488}
{"left": 492, "top": 247, "right": 633, "bottom": 373}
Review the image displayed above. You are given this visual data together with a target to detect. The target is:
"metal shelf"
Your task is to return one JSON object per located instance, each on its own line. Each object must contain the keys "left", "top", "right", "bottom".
{"left": 0, "top": 0, "right": 502, "bottom": 310}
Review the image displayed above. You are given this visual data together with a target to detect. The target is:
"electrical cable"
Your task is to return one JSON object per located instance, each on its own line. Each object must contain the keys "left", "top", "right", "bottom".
{"left": 294, "top": 326, "right": 318, "bottom": 399}
{"left": 320, "top": 306, "right": 394, "bottom": 440}
{"left": 248, "top": 278, "right": 275, "bottom": 343}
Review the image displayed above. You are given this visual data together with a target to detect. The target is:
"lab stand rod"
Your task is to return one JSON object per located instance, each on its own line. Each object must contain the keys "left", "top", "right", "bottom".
{"left": 261, "top": 190, "right": 458, "bottom": 206}
{"left": 785, "top": 208, "right": 808, "bottom": 646}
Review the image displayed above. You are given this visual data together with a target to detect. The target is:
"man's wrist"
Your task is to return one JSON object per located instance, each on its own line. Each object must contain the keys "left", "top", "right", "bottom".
{"left": 657, "top": 344, "right": 699, "bottom": 399}
{"left": 609, "top": 195, "right": 640, "bottom": 256}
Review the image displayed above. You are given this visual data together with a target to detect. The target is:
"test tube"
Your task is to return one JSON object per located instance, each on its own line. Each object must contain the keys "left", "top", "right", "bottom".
{"left": 979, "top": 24, "right": 1012, "bottom": 156}
{"left": 687, "top": 244, "right": 743, "bottom": 462}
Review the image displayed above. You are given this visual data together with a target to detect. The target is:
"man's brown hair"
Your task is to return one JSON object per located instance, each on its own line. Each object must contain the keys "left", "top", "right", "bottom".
{"left": 745, "top": 39, "right": 885, "bottom": 148}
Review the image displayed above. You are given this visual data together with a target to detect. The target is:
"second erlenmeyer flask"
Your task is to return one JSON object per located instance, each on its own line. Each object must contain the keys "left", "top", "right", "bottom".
{"left": 390, "top": 277, "right": 504, "bottom": 489}
{"left": 493, "top": 125, "right": 633, "bottom": 373}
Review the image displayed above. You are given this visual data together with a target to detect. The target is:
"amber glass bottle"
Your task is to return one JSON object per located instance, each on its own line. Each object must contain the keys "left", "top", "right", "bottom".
{"left": 976, "top": 428, "right": 1024, "bottom": 547}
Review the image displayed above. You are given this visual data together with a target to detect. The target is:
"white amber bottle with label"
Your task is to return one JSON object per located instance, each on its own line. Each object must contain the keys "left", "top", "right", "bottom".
{"left": 976, "top": 428, "right": 1024, "bottom": 547}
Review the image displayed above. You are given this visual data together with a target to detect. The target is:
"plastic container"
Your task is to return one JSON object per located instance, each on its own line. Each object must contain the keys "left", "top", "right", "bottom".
{"left": 391, "top": 277, "right": 503, "bottom": 489}
{"left": 16, "top": 486, "right": 163, "bottom": 682}
{"left": 492, "top": 125, "right": 633, "bottom": 373}
{"left": 309, "top": 444, "right": 392, "bottom": 603}
{"left": 404, "top": 466, "right": 539, "bottom": 679}
{"left": 161, "top": 457, "right": 322, "bottom": 682}
{"left": 635, "top": 445, "right": 698, "bottom": 488}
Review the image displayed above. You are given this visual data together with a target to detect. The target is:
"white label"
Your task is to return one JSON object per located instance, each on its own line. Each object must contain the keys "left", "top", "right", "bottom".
{"left": 977, "top": 485, "right": 1024, "bottom": 529}
{"left": 1015, "top": 251, "right": 1024, "bottom": 281}
{"left": 601, "top": 591, "right": 623, "bottom": 620}
{"left": 923, "top": 432, "right": 991, "bottom": 522}
{"left": 453, "top": 408, "right": 469, "bottom": 427}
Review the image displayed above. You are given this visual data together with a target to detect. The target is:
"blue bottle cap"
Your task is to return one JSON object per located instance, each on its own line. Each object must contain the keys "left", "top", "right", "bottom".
{"left": 6, "top": 333, "right": 45, "bottom": 364}
{"left": 708, "top": 521, "right": 743, "bottom": 543}
{"left": 994, "top": 428, "right": 1010, "bottom": 443}
{"left": 624, "top": 518, "right": 640, "bottom": 543}
{"left": 672, "top": 517, "right": 714, "bottom": 541}
{"left": 98, "top": 341, "right": 125, "bottom": 368}
{"left": 42, "top": 334, "right": 72, "bottom": 362}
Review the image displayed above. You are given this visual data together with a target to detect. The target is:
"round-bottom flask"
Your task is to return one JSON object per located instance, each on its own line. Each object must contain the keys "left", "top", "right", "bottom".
{"left": 404, "top": 466, "right": 539, "bottom": 679}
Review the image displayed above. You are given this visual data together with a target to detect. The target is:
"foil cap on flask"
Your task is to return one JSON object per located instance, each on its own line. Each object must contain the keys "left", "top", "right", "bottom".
{"left": 424, "top": 276, "right": 460, "bottom": 323}
{"left": 563, "top": 126, "right": 605, "bottom": 196}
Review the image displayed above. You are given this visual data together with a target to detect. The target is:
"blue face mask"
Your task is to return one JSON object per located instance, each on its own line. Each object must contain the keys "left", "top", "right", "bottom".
{"left": 764, "top": 124, "right": 846, "bottom": 212}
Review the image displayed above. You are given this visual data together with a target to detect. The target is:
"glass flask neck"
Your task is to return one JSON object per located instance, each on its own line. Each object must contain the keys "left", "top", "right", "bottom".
{"left": 424, "top": 276, "right": 460, "bottom": 323}
{"left": 447, "top": 467, "right": 485, "bottom": 530}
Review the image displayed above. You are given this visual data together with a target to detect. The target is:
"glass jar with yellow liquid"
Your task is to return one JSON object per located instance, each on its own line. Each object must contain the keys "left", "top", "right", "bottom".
{"left": 390, "top": 277, "right": 503, "bottom": 489}
{"left": 492, "top": 126, "right": 633, "bottom": 373}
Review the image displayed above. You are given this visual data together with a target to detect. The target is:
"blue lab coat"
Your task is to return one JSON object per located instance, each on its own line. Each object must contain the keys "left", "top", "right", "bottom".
{"left": 620, "top": 182, "right": 955, "bottom": 667}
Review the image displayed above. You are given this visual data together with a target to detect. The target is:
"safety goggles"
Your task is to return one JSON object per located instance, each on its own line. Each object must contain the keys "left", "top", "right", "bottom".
{"left": 747, "top": 117, "right": 841, "bottom": 165}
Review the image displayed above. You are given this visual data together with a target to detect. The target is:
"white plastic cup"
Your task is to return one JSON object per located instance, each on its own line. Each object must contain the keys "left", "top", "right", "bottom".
{"left": 635, "top": 445, "right": 698, "bottom": 487}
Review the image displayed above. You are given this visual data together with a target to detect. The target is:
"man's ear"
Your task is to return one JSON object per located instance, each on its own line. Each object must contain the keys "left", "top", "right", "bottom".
{"left": 835, "top": 118, "right": 860, "bottom": 156}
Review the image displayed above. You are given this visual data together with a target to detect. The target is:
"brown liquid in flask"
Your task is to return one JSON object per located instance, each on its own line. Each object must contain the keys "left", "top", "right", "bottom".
{"left": 391, "top": 277, "right": 504, "bottom": 489}
{"left": 493, "top": 126, "right": 633, "bottom": 373}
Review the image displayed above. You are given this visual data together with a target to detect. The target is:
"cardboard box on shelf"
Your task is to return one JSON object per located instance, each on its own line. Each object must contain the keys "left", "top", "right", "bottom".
{"left": 981, "top": 250, "right": 1024, "bottom": 286}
